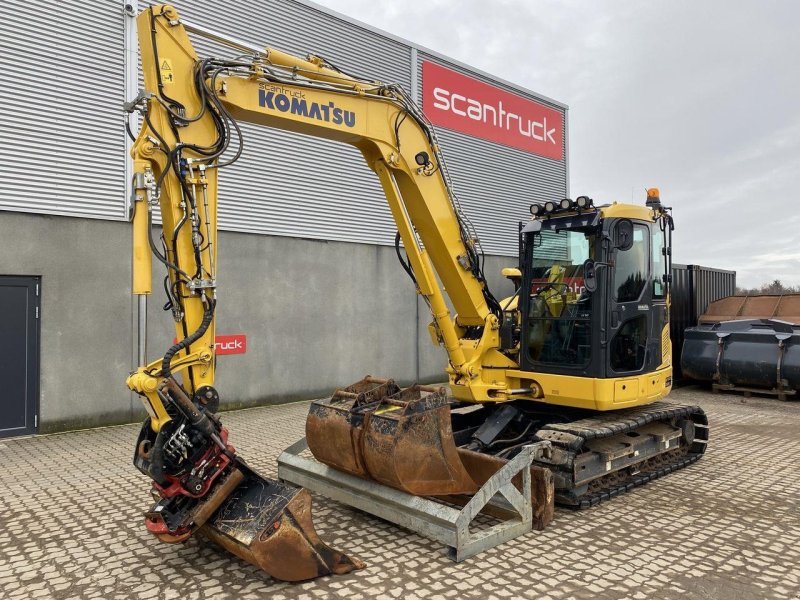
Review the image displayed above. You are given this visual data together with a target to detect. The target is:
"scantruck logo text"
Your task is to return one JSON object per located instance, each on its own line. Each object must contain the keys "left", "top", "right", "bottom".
{"left": 175, "top": 335, "right": 247, "bottom": 355}
{"left": 423, "top": 62, "right": 563, "bottom": 160}
{"left": 215, "top": 335, "right": 246, "bottom": 355}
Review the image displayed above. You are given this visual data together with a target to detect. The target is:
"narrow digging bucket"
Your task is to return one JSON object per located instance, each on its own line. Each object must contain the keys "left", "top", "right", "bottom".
{"left": 360, "top": 385, "right": 479, "bottom": 496}
{"left": 306, "top": 376, "right": 400, "bottom": 477}
{"left": 306, "top": 378, "right": 480, "bottom": 496}
{"left": 198, "top": 467, "right": 365, "bottom": 582}
{"left": 143, "top": 457, "right": 363, "bottom": 581}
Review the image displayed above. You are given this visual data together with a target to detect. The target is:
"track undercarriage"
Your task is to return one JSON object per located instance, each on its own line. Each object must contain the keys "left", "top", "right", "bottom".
{"left": 507, "top": 402, "right": 707, "bottom": 508}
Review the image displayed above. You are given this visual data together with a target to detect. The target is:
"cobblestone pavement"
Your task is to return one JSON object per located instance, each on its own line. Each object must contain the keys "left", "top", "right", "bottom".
{"left": 1, "top": 387, "right": 799, "bottom": 600}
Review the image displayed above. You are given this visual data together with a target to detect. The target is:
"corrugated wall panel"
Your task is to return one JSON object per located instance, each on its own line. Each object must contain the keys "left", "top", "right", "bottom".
{"left": 690, "top": 265, "right": 737, "bottom": 319}
{"left": 1, "top": 0, "right": 568, "bottom": 249}
{"left": 416, "top": 53, "right": 568, "bottom": 256}
{"left": 141, "top": 0, "right": 411, "bottom": 245}
{"left": 0, "top": 0, "right": 126, "bottom": 220}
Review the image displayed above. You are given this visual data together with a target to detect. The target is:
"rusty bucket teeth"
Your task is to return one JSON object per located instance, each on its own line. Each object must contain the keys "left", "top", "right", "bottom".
{"left": 199, "top": 468, "right": 364, "bottom": 582}
{"left": 306, "top": 378, "right": 479, "bottom": 496}
{"left": 306, "top": 376, "right": 400, "bottom": 478}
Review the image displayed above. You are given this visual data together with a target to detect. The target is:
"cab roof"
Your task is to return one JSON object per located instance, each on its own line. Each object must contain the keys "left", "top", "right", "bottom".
{"left": 597, "top": 202, "right": 656, "bottom": 222}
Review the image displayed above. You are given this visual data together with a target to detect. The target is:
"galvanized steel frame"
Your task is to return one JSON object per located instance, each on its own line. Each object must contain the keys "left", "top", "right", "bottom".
{"left": 278, "top": 438, "right": 552, "bottom": 562}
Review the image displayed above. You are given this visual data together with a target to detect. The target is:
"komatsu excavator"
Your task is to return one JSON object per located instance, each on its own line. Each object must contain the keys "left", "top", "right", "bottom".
{"left": 126, "top": 4, "right": 709, "bottom": 582}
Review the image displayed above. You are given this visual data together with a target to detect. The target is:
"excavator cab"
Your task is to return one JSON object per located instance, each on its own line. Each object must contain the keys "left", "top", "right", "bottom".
{"left": 519, "top": 201, "right": 673, "bottom": 383}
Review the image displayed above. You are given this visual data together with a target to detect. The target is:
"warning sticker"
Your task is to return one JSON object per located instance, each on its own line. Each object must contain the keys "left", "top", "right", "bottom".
{"left": 160, "top": 58, "right": 174, "bottom": 83}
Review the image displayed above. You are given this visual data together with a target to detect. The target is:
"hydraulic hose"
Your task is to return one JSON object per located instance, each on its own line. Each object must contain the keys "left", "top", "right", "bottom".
{"left": 161, "top": 298, "right": 216, "bottom": 378}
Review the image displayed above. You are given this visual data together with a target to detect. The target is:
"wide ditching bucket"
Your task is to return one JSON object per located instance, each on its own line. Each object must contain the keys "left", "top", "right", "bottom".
{"left": 682, "top": 294, "right": 800, "bottom": 399}
{"left": 698, "top": 293, "right": 800, "bottom": 324}
{"left": 682, "top": 318, "right": 800, "bottom": 399}
{"left": 307, "top": 378, "right": 479, "bottom": 496}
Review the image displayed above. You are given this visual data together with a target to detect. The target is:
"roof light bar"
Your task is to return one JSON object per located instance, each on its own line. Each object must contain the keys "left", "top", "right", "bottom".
{"left": 530, "top": 196, "right": 595, "bottom": 219}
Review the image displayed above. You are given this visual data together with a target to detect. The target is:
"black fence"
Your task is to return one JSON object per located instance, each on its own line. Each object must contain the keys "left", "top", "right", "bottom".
{"left": 670, "top": 264, "right": 737, "bottom": 380}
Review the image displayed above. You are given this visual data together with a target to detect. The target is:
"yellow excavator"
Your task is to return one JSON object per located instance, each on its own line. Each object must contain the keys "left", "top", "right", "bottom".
{"left": 126, "top": 4, "right": 708, "bottom": 582}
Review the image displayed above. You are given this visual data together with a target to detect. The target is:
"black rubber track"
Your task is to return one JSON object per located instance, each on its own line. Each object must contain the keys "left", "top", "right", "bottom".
{"left": 534, "top": 402, "right": 709, "bottom": 509}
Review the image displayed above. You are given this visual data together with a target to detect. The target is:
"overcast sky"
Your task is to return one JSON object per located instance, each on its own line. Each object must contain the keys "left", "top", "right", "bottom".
{"left": 315, "top": 0, "right": 800, "bottom": 289}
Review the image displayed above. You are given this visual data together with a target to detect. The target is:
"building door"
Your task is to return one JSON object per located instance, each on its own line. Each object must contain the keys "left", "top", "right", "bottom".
{"left": 0, "top": 276, "right": 40, "bottom": 438}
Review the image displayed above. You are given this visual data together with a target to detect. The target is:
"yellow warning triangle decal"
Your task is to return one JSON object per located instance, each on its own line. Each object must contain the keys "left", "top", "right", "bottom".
{"left": 161, "top": 60, "right": 172, "bottom": 70}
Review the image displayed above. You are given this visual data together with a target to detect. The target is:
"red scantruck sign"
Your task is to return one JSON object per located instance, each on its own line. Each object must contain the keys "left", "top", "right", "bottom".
{"left": 215, "top": 334, "right": 247, "bottom": 355}
{"left": 422, "top": 61, "right": 564, "bottom": 160}
{"left": 173, "top": 334, "right": 247, "bottom": 355}
{"left": 531, "top": 278, "right": 585, "bottom": 295}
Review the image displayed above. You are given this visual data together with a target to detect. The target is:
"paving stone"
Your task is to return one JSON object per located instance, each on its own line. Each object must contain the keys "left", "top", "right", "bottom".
{"left": 0, "top": 388, "right": 798, "bottom": 599}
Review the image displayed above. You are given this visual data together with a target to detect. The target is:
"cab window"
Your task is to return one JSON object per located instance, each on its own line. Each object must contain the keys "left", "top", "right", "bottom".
{"left": 525, "top": 228, "right": 594, "bottom": 367}
{"left": 610, "top": 315, "right": 647, "bottom": 372}
{"left": 614, "top": 224, "right": 649, "bottom": 302}
{"left": 651, "top": 226, "right": 665, "bottom": 298}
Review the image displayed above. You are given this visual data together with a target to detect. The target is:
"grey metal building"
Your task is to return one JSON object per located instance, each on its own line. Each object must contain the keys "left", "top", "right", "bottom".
{"left": 0, "top": 0, "right": 568, "bottom": 436}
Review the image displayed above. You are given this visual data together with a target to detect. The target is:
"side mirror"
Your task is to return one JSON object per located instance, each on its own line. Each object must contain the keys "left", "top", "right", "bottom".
{"left": 613, "top": 219, "right": 634, "bottom": 251}
{"left": 583, "top": 258, "right": 597, "bottom": 293}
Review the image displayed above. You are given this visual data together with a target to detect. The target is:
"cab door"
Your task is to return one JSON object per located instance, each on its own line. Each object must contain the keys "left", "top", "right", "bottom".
{"left": 606, "top": 221, "right": 665, "bottom": 377}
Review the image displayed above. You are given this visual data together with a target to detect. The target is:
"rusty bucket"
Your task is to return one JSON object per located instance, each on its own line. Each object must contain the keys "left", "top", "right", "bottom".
{"left": 199, "top": 467, "right": 365, "bottom": 582}
{"left": 306, "top": 376, "right": 400, "bottom": 477}
{"left": 360, "top": 385, "right": 479, "bottom": 496}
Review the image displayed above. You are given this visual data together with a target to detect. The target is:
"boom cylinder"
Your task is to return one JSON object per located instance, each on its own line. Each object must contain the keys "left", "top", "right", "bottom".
{"left": 132, "top": 165, "right": 152, "bottom": 366}
{"left": 131, "top": 167, "right": 152, "bottom": 296}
